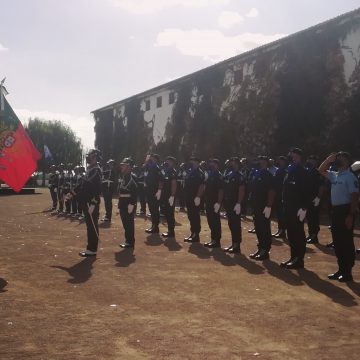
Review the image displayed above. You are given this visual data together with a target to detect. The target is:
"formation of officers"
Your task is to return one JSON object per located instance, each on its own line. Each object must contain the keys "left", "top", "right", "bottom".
{"left": 47, "top": 147, "right": 360, "bottom": 282}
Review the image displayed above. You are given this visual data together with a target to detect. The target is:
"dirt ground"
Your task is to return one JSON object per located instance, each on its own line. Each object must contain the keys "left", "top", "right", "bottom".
{"left": 0, "top": 191, "right": 360, "bottom": 360}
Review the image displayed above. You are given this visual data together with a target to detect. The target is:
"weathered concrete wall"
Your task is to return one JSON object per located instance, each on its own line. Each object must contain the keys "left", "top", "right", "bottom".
{"left": 93, "top": 10, "right": 360, "bottom": 163}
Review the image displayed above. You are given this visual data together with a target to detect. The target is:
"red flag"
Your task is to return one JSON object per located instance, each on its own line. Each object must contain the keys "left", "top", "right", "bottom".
{"left": 0, "top": 90, "right": 41, "bottom": 192}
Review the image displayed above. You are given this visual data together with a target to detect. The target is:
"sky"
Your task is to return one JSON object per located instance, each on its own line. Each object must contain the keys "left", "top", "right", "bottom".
{"left": 0, "top": 0, "right": 359, "bottom": 149}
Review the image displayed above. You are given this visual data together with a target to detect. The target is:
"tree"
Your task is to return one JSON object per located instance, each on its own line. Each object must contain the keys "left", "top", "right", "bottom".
{"left": 24, "top": 118, "right": 83, "bottom": 182}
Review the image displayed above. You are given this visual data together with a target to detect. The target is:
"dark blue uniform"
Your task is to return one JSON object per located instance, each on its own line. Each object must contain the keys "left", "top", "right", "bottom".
{"left": 204, "top": 170, "right": 223, "bottom": 244}
{"left": 184, "top": 167, "right": 205, "bottom": 238}
{"left": 223, "top": 170, "right": 244, "bottom": 249}
{"left": 73, "top": 163, "right": 102, "bottom": 253}
{"left": 118, "top": 173, "right": 138, "bottom": 246}
{"left": 101, "top": 165, "right": 117, "bottom": 221}
{"left": 48, "top": 171, "right": 58, "bottom": 210}
{"left": 282, "top": 164, "right": 310, "bottom": 265}
{"left": 162, "top": 167, "right": 177, "bottom": 235}
{"left": 273, "top": 166, "right": 287, "bottom": 235}
{"left": 144, "top": 163, "right": 163, "bottom": 230}
{"left": 251, "top": 169, "right": 274, "bottom": 252}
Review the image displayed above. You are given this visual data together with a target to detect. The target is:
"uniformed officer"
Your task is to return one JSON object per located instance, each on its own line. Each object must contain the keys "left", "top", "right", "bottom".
{"left": 246, "top": 160, "right": 259, "bottom": 234}
{"left": 161, "top": 156, "right": 177, "bottom": 238}
{"left": 351, "top": 161, "right": 360, "bottom": 254}
{"left": 57, "top": 163, "right": 66, "bottom": 214}
{"left": 48, "top": 165, "right": 58, "bottom": 211}
{"left": 305, "top": 155, "right": 325, "bottom": 244}
{"left": 67, "top": 149, "right": 102, "bottom": 257}
{"left": 240, "top": 158, "right": 250, "bottom": 218}
{"left": 319, "top": 152, "right": 359, "bottom": 282}
{"left": 101, "top": 159, "right": 117, "bottom": 223}
{"left": 144, "top": 153, "right": 163, "bottom": 234}
{"left": 118, "top": 158, "right": 138, "bottom": 248}
{"left": 203, "top": 158, "right": 224, "bottom": 248}
{"left": 223, "top": 157, "right": 245, "bottom": 253}
{"left": 272, "top": 156, "right": 288, "bottom": 238}
{"left": 70, "top": 166, "right": 81, "bottom": 217}
{"left": 64, "top": 163, "right": 73, "bottom": 215}
{"left": 177, "top": 163, "right": 187, "bottom": 211}
{"left": 184, "top": 156, "right": 205, "bottom": 243}
{"left": 249, "top": 156, "right": 275, "bottom": 260}
{"left": 280, "top": 148, "right": 310, "bottom": 269}
{"left": 133, "top": 165, "right": 146, "bottom": 215}
{"left": 76, "top": 166, "right": 86, "bottom": 220}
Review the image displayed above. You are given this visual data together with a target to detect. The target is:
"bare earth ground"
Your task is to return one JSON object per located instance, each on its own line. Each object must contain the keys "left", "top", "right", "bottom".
{"left": 0, "top": 191, "right": 360, "bottom": 360}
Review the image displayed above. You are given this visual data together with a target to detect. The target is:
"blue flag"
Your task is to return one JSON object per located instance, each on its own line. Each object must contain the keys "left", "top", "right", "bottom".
{"left": 44, "top": 144, "right": 53, "bottom": 164}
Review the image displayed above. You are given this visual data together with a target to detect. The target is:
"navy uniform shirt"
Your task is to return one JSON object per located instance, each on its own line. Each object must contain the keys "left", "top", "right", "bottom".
{"left": 327, "top": 169, "right": 359, "bottom": 206}
{"left": 162, "top": 167, "right": 177, "bottom": 200}
{"left": 305, "top": 166, "right": 324, "bottom": 200}
{"left": 101, "top": 165, "right": 117, "bottom": 193}
{"left": 223, "top": 170, "right": 244, "bottom": 207}
{"left": 184, "top": 167, "right": 205, "bottom": 200}
{"left": 144, "top": 163, "right": 163, "bottom": 194}
{"left": 282, "top": 163, "right": 310, "bottom": 210}
{"left": 250, "top": 168, "right": 275, "bottom": 210}
{"left": 74, "top": 163, "right": 102, "bottom": 205}
{"left": 204, "top": 170, "right": 224, "bottom": 204}
{"left": 118, "top": 172, "right": 138, "bottom": 206}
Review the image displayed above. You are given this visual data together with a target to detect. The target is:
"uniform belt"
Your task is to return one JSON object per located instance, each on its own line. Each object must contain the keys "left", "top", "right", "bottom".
{"left": 119, "top": 194, "right": 131, "bottom": 198}
{"left": 102, "top": 180, "right": 113, "bottom": 184}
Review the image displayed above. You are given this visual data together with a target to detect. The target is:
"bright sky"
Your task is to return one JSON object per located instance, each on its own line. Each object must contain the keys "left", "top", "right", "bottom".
{"left": 0, "top": 0, "right": 358, "bottom": 149}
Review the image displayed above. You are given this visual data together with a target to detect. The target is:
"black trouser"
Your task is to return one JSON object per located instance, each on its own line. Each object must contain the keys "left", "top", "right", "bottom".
{"left": 285, "top": 207, "right": 306, "bottom": 261}
{"left": 254, "top": 207, "right": 272, "bottom": 251}
{"left": 49, "top": 187, "right": 57, "bottom": 208}
{"left": 138, "top": 184, "right": 146, "bottom": 212}
{"left": 71, "top": 197, "right": 78, "bottom": 214}
{"left": 119, "top": 200, "right": 135, "bottom": 245}
{"left": 163, "top": 197, "right": 175, "bottom": 234}
{"left": 84, "top": 202, "right": 99, "bottom": 252}
{"left": 102, "top": 187, "right": 113, "bottom": 220}
{"left": 186, "top": 197, "right": 201, "bottom": 235}
{"left": 206, "top": 202, "right": 221, "bottom": 242}
{"left": 147, "top": 190, "right": 160, "bottom": 227}
{"left": 177, "top": 184, "right": 185, "bottom": 208}
{"left": 306, "top": 203, "right": 320, "bottom": 236}
{"left": 225, "top": 203, "right": 241, "bottom": 246}
{"left": 274, "top": 198, "right": 286, "bottom": 232}
{"left": 331, "top": 204, "right": 355, "bottom": 275}
{"left": 241, "top": 186, "right": 249, "bottom": 216}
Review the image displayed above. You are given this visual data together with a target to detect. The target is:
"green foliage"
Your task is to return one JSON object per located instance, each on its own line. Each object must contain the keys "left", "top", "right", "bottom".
{"left": 25, "top": 118, "right": 83, "bottom": 171}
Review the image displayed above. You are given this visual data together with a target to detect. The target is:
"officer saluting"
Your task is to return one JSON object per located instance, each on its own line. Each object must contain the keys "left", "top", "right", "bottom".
{"left": 67, "top": 149, "right": 102, "bottom": 257}
{"left": 203, "top": 158, "right": 224, "bottom": 248}
{"left": 319, "top": 152, "right": 359, "bottom": 282}
{"left": 118, "top": 158, "right": 138, "bottom": 248}
{"left": 249, "top": 156, "right": 275, "bottom": 260}
{"left": 223, "top": 157, "right": 245, "bottom": 253}
{"left": 161, "top": 156, "right": 177, "bottom": 238}
{"left": 280, "top": 148, "right": 310, "bottom": 269}
{"left": 101, "top": 159, "right": 117, "bottom": 223}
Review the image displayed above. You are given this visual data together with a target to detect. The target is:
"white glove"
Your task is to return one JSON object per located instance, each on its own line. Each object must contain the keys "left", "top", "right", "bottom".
{"left": 213, "top": 203, "right": 221, "bottom": 214}
{"left": 54, "top": 188, "right": 57, "bottom": 193}
{"left": 168, "top": 196, "right": 175, "bottom": 207}
{"left": 194, "top": 197, "right": 201, "bottom": 207}
{"left": 155, "top": 189, "right": 162, "bottom": 201}
{"left": 297, "top": 208, "right": 307, "bottom": 222}
{"left": 313, "top": 197, "right": 320, "bottom": 207}
{"left": 128, "top": 204, "right": 134, "bottom": 214}
{"left": 88, "top": 204, "right": 95, "bottom": 215}
{"left": 233, "top": 203, "right": 241, "bottom": 215}
{"left": 65, "top": 193, "right": 72, "bottom": 201}
{"left": 263, "top": 206, "right": 271, "bottom": 219}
